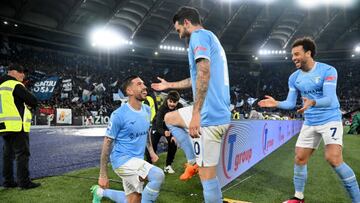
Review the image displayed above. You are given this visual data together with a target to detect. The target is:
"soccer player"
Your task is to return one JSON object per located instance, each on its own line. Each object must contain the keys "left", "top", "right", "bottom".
{"left": 91, "top": 75, "right": 165, "bottom": 203}
{"left": 152, "top": 7, "right": 230, "bottom": 203}
{"left": 258, "top": 37, "right": 360, "bottom": 203}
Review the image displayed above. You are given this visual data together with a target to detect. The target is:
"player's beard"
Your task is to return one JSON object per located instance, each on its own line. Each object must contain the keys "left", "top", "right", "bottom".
{"left": 182, "top": 27, "right": 191, "bottom": 38}
{"left": 135, "top": 89, "right": 147, "bottom": 101}
{"left": 299, "top": 59, "right": 309, "bottom": 71}
{"left": 135, "top": 95, "right": 146, "bottom": 102}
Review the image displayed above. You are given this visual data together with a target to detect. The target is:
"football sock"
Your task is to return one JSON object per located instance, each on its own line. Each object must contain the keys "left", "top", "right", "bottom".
{"left": 103, "top": 189, "right": 127, "bottom": 203}
{"left": 293, "top": 164, "right": 307, "bottom": 199}
{"left": 334, "top": 162, "right": 360, "bottom": 203}
{"left": 166, "top": 124, "right": 196, "bottom": 162}
{"left": 142, "top": 167, "right": 165, "bottom": 203}
{"left": 201, "top": 177, "right": 222, "bottom": 203}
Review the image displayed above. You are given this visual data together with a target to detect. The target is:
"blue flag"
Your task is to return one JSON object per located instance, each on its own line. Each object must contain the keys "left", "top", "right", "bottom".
{"left": 32, "top": 76, "right": 59, "bottom": 101}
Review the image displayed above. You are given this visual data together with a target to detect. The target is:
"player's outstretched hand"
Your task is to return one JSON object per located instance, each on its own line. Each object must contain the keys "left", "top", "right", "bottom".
{"left": 258, "top": 95, "right": 278, "bottom": 108}
{"left": 297, "top": 97, "right": 315, "bottom": 113}
{"left": 98, "top": 176, "right": 109, "bottom": 189}
{"left": 151, "top": 77, "right": 169, "bottom": 91}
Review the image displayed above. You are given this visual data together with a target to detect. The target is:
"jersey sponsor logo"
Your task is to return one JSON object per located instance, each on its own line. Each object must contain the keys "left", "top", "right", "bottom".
{"left": 303, "top": 88, "right": 322, "bottom": 95}
{"left": 325, "top": 75, "right": 336, "bottom": 81}
{"left": 194, "top": 46, "right": 207, "bottom": 54}
{"left": 129, "top": 131, "right": 148, "bottom": 140}
{"left": 129, "top": 120, "right": 136, "bottom": 125}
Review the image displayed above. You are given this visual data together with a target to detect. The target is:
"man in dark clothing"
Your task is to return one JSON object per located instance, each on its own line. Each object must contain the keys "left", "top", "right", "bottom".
{"left": 146, "top": 91, "right": 183, "bottom": 174}
{"left": 0, "top": 64, "right": 40, "bottom": 189}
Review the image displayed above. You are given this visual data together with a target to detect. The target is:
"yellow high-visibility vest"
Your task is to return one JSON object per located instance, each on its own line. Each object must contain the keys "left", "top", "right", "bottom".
{"left": 0, "top": 80, "right": 32, "bottom": 133}
{"left": 232, "top": 112, "right": 240, "bottom": 120}
{"left": 145, "top": 96, "right": 156, "bottom": 122}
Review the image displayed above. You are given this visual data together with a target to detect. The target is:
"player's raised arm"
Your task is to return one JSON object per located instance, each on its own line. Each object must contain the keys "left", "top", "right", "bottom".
{"left": 151, "top": 77, "right": 191, "bottom": 91}
{"left": 259, "top": 75, "right": 298, "bottom": 110}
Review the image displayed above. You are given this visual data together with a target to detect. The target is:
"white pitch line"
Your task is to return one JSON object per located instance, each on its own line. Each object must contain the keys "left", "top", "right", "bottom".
{"left": 222, "top": 175, "right": 254, "bottom": 193}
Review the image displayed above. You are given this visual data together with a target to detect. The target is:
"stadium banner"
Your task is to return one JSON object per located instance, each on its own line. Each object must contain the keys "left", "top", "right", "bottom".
{"left": 62, "top": 78, "right": 72, "bottom": 92}
{"left": 32, "top": 76, "right": 59, "bottom": 101}
{"left": 217, "top": 120, "right": 303, "bottom": 188}
{"left": 82, "top": 116, "right": 110, "bottom": 125}
{"left": 39, "top": 107, "right": 55, "bottom": 116}
{"left": 56, "top": 108, "right": 72, "bottom": 124}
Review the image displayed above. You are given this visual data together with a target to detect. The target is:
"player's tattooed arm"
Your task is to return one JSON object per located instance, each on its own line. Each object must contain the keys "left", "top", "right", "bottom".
{"left": 193, "top": 58, "right": 210, "bottom": 114}
{"left": 169, "top": 78, "right": 192, "bottom": 89}
{"left": 99, "top": 137, "right": 113, "bottom": 178}
{"left": 147, "top": 131, "right": 159, "bottom": 163}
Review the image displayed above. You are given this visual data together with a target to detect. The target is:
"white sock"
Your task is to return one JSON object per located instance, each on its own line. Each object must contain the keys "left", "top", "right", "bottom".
{"left": 294, "top": 191, "right": 304, "bottom": 199}
{"left": 96, "top": 187, "right": 104, "bottom": 197}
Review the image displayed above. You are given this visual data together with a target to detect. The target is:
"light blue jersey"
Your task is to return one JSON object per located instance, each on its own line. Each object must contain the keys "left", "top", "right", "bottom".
{"left": 105, "top": 103, "right": 151, "bottom": 170}
{"left": 188, "top": 29, "right": 231, "bottom": 126}
{"left": 278, "top": 62, "right": 341, "bottom": 126}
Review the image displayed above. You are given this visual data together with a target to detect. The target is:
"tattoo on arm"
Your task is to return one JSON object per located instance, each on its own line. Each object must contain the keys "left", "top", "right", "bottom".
{"left": 147, "top": 130, "right": 155, "bottom": 155}
{"left": 193, "top": 58, "right": 210, "bottom": 114}
{"left": 170, "top": 78, "right": 192, "bottom": 89}
{"left": 99, "top": 137, "right": 113, "bottom": 178}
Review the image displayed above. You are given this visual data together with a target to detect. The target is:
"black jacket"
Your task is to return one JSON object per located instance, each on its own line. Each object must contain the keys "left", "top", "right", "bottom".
{"left": 152, "top": 101, "right": 183, "bottom": 135}
{"left": 0, "top": 75, "right": 38, "bottom": 119}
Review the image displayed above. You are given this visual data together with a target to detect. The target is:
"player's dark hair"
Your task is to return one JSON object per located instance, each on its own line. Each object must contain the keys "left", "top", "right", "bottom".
{"left": 173, "top": 6, "right": 202, "bottom": 26}
{"left": 121, "top": 75, "right": 139, "bottom": 96}
{"left": 167, "top": 90, "right": 180, "bottom": 102}
{"left": 292, "top": 37, "right": 316, "bottom": 58}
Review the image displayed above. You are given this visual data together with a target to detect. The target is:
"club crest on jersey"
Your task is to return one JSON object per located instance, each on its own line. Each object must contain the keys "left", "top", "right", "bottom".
{"left": 313, "top": 76, "right": 321, "bottom": 84}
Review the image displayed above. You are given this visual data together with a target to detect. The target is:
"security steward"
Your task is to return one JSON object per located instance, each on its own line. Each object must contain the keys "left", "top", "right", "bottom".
{"left": 0, "top": 64, "right": 40, "bottom": 189}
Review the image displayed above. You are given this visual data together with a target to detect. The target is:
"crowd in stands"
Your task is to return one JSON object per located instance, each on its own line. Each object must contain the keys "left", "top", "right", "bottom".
{"left": 1, "top": 37, "right": 359, "bottom": 123}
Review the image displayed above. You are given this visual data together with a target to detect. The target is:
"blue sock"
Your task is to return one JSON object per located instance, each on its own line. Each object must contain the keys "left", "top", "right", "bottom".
{"left": 166, "top": 124, "right": 196, "bottom": 162}
{"left": 334, "top": 163, "right": 360, "bottom": 203}
{"left": 201, "top": 177, "right": 222, "bottom": 203}
{"left": 103, "top": 189, "right": 127, "bottom": 203}
{"left": 142, "top": 167, "right": 165, "bottom": 203}
{"left": 293, "top": 164, "right": 307, "bottom": 195}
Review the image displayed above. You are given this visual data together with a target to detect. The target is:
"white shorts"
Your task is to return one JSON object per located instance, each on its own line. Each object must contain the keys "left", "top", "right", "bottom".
{"left": 296, "top": 121, "right": 343, "bottom": 149}
{"left": 178, "top": 106, "right": 229, "bottom": 167}
{"left": 113, "top": 158, "right": 154, "bottom": 195}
